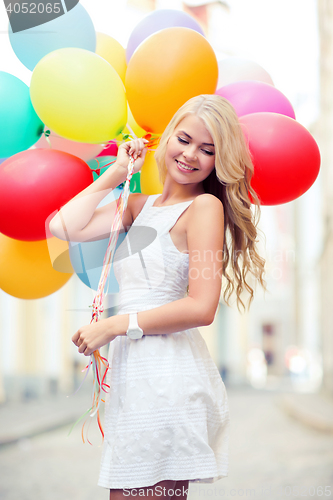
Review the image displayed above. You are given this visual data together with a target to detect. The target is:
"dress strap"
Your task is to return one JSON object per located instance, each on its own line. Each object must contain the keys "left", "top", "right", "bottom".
{"left": 147, "top": 194, "right": 161, "bottom": 207}
{"left": 133, "top": 194, "right": 160, "bottom": 225}
{"left": 164, "top": 200, "right": 195, "bottom": 233}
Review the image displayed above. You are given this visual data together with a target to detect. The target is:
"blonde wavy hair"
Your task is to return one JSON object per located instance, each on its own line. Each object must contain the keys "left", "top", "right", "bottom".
{"left": 154, "top": 94, "right": 266, "bottom": 312}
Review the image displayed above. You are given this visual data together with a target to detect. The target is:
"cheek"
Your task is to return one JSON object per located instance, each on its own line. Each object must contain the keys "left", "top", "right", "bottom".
{"left": 166, "top": 140, "right": 177, "bottom": 158}
{"left": 204, "top": 159, "right": 215, "bottom": 174}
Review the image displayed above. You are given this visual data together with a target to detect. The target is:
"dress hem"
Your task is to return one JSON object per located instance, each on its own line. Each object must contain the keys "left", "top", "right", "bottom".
{"left": 98, "top": 471, "right": 228, "bottom": 490}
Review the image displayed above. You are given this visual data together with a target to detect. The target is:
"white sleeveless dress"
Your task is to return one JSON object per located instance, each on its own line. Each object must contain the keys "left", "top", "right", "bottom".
{"left": 98, "top": 194, "right": 230, "bottom": 490}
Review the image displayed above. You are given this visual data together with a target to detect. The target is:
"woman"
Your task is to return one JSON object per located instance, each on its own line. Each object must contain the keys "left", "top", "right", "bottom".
{"left": 49, "top": 94, "right": 266, "bottom": 499}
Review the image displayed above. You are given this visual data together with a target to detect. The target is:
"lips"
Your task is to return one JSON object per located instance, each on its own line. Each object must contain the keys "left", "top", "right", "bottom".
{"left": 175, "top": 160, "right": 197, "bottom": 172}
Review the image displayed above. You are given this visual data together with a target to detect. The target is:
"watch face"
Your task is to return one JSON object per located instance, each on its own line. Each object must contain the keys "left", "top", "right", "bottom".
{"left": 127, "top": 328, "right": 143, "bottom": 340}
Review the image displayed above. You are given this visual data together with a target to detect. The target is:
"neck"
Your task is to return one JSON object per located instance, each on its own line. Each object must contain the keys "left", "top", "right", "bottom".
{"left": 158, "top": 173, "right": 205, "bottom": 204}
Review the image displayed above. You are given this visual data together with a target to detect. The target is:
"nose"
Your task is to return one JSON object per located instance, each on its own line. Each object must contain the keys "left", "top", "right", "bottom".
{"left": 183, "top": 144, "right": 197, "bottom": 161}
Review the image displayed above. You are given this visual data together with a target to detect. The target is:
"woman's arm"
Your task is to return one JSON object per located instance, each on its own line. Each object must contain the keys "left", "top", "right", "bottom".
{"left": 49, "top": 139, "right": 148, "bottom": 242}
{"left": 73, "top": 194, "right": 225, "bottom": 355}
{"left": 119, "top": 193, "right": 224, "bottom": 332}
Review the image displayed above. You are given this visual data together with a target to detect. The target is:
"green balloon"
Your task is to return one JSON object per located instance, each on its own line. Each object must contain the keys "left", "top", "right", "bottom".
{"left": 130, "top": 171, "right": 141, "bottom": 193}
{"left": 88, "top": 156, "right": 141, "bottom": 193}
{"left": 0, "top": 72, "right": 44, "bottom": 157}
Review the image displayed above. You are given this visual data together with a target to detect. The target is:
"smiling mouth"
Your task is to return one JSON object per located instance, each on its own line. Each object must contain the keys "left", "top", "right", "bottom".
{"left": 175, "top": 160, "right": 198, "bottom": 171}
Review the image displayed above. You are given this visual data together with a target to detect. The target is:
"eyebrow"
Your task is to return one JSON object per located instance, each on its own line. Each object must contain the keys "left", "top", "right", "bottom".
{"left": 179, "top": 130, "right": 215, "bottom": 147}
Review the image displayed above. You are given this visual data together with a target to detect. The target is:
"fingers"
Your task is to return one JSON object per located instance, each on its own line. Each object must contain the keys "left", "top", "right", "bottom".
{"left": 139, "top": 146, "right": 148, "bottom": 163}
{"left": 72, "top": 329, "right": 93, "bottom": 356}
{"left": 72, "top": 330, "right": 85, "bottom": 350}
{"left": 72, "top": 331, "right": 80, "bottom": 346}
{"left": 78, "top": 341, "right": 88, "bottom": 355}
{"left": 126, "top": 138, "right": 149, "bottom": 159}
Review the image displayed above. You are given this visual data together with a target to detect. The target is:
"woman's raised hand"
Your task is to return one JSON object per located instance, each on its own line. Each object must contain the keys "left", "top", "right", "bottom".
{"left": 116, "top": 138, "right": 149, "bottom": 174}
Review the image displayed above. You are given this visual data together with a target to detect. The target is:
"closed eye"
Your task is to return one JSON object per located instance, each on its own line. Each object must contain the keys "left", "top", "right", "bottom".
{"left": 202, "top": 149, "right": 214, "bottom": 156}
{"left": 177, "top": 137, "right": 188, "bottom": 144}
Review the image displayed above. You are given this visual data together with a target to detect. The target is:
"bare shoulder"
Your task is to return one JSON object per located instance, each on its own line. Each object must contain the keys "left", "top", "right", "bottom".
{"left": 193, "top": 193, "right": 224, "bottom": 210}
{"left": 187, "top": 193, "right": 224, "bottom": 225}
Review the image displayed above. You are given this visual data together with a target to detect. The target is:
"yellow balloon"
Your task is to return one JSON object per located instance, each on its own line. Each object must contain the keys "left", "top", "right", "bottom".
{"left": 30, "top": 48, "right": 127, "bottom": 144}
{"left": 126, "top": 27, "right": 218, "bottom": 133}
{"left": 95, "top": 32, "right": 127, "bottom": 84}
{"left": 140, "top": 150, "right": 163, "bottom": 195}
{"left": 0, "top": 234, "right": 73, "bottom": 300}
{"left": 116, "top": 104, "right": 148, "bottom": 141}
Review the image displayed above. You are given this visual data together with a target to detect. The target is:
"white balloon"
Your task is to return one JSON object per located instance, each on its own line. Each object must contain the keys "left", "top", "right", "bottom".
{"left": 217, "top": 57, "right": 274, "bottom": 89}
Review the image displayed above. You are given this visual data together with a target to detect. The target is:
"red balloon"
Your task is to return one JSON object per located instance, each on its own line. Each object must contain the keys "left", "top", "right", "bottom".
{"left": 0, "top": 149, "right": 93, "bottom": 241}
{"left": 97, "top": 140, "right": 118, "bottom": 157}
{"left": 240, "top": 113, "right": 321, "bottom": 205}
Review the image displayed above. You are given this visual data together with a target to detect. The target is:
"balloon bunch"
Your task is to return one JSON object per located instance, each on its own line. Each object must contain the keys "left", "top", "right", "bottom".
{"left": 0, "top": 4, "right": 321, "bottom": 301}
{"left": 0, "top": 4, "right": 159, "bottom": 299}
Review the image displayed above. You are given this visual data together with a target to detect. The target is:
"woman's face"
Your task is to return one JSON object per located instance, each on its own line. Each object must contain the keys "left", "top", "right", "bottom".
{"left": 165, "top": 114, "right": 216, "bottom": 185}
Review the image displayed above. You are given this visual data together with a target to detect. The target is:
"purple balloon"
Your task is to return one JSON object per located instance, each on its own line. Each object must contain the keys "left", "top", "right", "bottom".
{"left": 126, "top": 9, "right": 205, "bottom": 62}
{"left": 216, "top": 80, "right": 296, "bottom": 119}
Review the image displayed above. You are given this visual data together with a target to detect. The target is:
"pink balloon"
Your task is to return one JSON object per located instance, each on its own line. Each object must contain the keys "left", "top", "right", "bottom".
{"left": 33, "top": 128, "right": 104, "bottom": 161}
{"left": 97, "top": 141, "right": 118, "bottom": 157}
{"left": 216, "top": 80, "right": 295, "bottom": 119}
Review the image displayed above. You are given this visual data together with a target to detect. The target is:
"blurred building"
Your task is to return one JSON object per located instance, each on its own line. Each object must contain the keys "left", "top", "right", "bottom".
{"left": 318, "top": 0, "right": 333, "bottom": 395}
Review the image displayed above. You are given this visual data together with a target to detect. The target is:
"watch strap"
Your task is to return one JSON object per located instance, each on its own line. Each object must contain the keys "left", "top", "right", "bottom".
{"left": 128, "top": 312, "right": 139, "bottom": 330}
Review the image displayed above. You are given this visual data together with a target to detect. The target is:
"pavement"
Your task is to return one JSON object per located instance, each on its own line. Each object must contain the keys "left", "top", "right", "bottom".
{"left": 277, "top": 390, "right": 333, "bottom": 434}
{"left": 1, "top": 382, "right": 333, "bottom": 448}
{"left": 1, "top": 384, "right": 333, "bottom": 500}
{"left": 0, "top": 388, "right": 93, "bottom": 447}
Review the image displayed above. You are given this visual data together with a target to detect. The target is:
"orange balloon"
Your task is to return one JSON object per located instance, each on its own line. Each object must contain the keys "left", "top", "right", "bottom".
{"left": 0, "top": 234, "right": 73, "bottom": 299}
{"left": 125, "top": 27, "right": 218, "bottom": 133}
{"left": 140, "top": 151, "right": 163, "bottom": 195}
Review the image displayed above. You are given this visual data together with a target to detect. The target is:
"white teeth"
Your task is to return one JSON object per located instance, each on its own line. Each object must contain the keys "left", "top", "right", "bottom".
{"left": 177, "top": 161, "right": 196, "bottom": 171}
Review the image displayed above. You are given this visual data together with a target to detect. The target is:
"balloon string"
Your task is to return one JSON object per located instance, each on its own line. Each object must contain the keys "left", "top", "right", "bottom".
{"left": 42, "top": 129, "right": 112, "bottom": 151}
{"left": 90, "top": 158, "right": 117, "bottom": 177}
{"left": 80, "top": 156, "right": 135, "bottom": 443}
{"left": 43, "top": 129, "right": 52, "bottom": 149}
{"left": 71, "top": 135, "right": 160, "bottom": 444}
{"left": 126, "top": 122, "right": 137, "bottom": 139}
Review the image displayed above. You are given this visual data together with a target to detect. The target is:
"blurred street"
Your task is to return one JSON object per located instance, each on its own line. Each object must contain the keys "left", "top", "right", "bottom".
{"left": 0, "top": 385, "right": 332, "bottom": 500}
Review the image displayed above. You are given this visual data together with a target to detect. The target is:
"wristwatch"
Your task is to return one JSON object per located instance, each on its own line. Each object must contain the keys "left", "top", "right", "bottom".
{"left": 126, "top": 312, "right": 144, "bottom": 340}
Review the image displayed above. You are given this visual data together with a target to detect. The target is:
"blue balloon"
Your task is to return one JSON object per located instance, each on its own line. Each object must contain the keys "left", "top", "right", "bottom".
{"left": 0, "top": 72, "right": 44, "bottom": 157}
{"left": 69, "top": 232, "right": 126, "bottom": 293}
{"left": 69, "top": 189, "right": 126, "bottom": 292}
{"left": 9, "top": 3, "right": 96, "bottom": 71}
